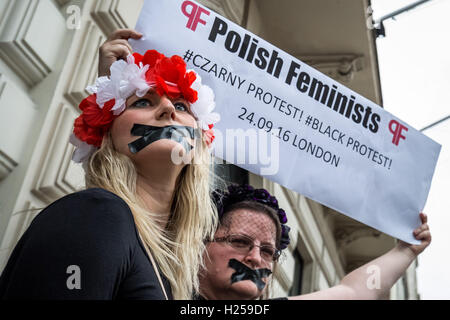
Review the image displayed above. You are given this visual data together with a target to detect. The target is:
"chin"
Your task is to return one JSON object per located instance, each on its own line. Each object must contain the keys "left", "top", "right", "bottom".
{"left": 230, "top": 281, "right": 263, "bottom": 300}
{"left": 133, "top": 140, "right": 192, "bottom": 165}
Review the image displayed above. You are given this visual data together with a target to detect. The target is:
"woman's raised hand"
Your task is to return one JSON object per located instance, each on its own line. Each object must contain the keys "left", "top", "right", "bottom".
{"left": 98, "top": 29, "right": 143, "bottom": 77}
{"left": 398, "top": 212, "right": 432, "bottom": 256}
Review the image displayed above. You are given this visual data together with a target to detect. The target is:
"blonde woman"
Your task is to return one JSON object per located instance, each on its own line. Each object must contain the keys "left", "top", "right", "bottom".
{"left": 0, "top": 30, "right": 219, "bottom": 300}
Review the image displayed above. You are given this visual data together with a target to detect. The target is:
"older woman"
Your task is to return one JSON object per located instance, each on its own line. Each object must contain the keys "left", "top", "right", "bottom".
{"left": 0, "top": 30, "right": 219, "bottom": 300}
{"left": 198, "top": 184, "right": 431, "bottom": 300}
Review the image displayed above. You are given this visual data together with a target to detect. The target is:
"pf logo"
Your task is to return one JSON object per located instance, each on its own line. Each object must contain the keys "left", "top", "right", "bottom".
{"left": 388, "top": 119, "right": 408, "bottom": 146}
{"left": 181, "top": 0, "right": 210, "bottom": 31}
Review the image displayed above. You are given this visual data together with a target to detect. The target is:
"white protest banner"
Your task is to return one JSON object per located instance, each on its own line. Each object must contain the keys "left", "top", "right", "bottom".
{"left": 130, "top": 0, "right": 441, "bottom": 244}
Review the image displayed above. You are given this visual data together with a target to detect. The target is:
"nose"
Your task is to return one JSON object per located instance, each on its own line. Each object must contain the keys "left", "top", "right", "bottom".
{"left": 156, "top": 95, "right": 176, "bottom": 121}
{"left": 243, "top": 245, "right": 263, "bottom": 268}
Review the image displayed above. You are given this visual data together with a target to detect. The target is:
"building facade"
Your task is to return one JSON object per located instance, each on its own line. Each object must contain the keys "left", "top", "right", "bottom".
{"left": 0, "top": 0, "right": 418, "bottom": 299}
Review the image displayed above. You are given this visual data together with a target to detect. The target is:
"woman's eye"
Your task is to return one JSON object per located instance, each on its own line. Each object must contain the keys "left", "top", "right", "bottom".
{"left": 230, "top": 238, "right": 251, "bottom": 247}
{"left": 261, "top": 247, "right": 275, "bottom": 257}
{"left": 131, "top": 99, "right": 152, "bottom": 108}
{"left": 174, "top": 102, "right": 188, "bottom": 112}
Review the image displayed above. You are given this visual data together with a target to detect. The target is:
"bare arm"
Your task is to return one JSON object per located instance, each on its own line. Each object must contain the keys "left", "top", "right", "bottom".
{"left": 289, "top": 212, "right": 431, "bottom": 300}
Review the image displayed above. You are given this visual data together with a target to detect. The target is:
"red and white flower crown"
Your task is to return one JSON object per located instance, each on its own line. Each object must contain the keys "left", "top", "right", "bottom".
{"left": 69, "top": 49, "right": 220, "bottom": 163}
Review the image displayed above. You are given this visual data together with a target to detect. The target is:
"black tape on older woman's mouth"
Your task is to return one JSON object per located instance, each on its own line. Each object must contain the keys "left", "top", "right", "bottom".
{"left": 228, "top": 258, "right": 272, "bottom": 291}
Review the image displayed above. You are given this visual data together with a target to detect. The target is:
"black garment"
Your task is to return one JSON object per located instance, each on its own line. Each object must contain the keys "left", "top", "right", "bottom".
{"left": 0, "top": 188, "right": 172, "bottom": 300}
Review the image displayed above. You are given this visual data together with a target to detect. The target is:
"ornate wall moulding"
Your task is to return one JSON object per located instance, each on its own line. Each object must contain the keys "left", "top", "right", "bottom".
{"left": 296, "top": 54, "right": 365, "bottom": 83}
{"left": 54, "top": 0, "right": 72, "bottom": 7}
{"left": 32, "top": 103, "right": 85, "bottom": 204}
{"left": 0, "top": 0, "right": 67, "bottom": 87}
{"left": 274, "top": 261, "right": 293, "bottom": 292}
{"left": 334, "top": 225, "right": 381, "bottom": 248}
{"left": 65, "top": 20, "right": 105, "bottom": 107}
{"left": 91, "top": 0, "right": 143, "bottom": 35}
{"left": 0, "top": 72, "right": 36, "bottom": 180}
{"left": 0, "top": 75, "right": 16, "bottom": 181}
{"left": 0, "top": 150, "right": 17, "bottom": 181}
{"left": 0, "top": 1, "right": 15, "bottom": 32}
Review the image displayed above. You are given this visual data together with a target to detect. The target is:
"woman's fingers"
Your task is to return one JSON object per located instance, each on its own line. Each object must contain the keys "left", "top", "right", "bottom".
{"left": 414, "top": 223, "right": 429, "bottom": 236}
{"left": 100, "top": 40, "right": 133, "bottom": 57}
{"left": 415, "top": 230, "right": 431, "bottom": 242}
{"left": 420, "top": 213, "right": 424, "bottom": 223}
{"left": 414, "top": 229, "right": 431, "bottom": 240}
{"left": 98, "top": 30, "right": 142, "bottom": 77}
{"left": 407, "top": 213, "right": 432, "bottom": 256}
{"left": 100, "top": 44, "right": 130, "bottom": 61}
{"left": 110, "top": 45, "right": 132, "bottom": 59}
{"left": 414, "top": 212, "right": 429, "bottom": 235}
{"left": 98, "top": 44, "right": 130, "bottom": 76}
{"left": 108, "top": 29, "right": 142, "bottom": 41}
{"left": 108, "top": 39, "right": 133, "bottom": 54}
{"left": 420, "top": 212, "right": 427, "bottom": 223}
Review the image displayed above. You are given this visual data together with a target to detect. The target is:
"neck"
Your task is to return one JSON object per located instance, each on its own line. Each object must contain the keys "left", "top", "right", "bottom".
{"left": 198, "top": 275, "right": 231, "bottom": 300}
{"left": 198, "top": 283, "right": 246, "bottom": 300}
{"left": 136, "top": 164, "right": 184, "bottom": 228}
{"left": 198, "top": 280, "right": 215, "bottom": 300}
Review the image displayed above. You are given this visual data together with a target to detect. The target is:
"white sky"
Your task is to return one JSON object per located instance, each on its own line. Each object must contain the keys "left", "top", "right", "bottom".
{"left": 372, "top": 0, "right": 450, "bottom": 299}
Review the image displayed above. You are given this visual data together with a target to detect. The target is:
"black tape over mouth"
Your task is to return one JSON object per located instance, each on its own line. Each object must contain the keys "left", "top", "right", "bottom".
{"left": 128, "top": 124, "right": 200, "bottom": 154}
{"left": 228, "top": 258, "right": 272, "bottom": 291}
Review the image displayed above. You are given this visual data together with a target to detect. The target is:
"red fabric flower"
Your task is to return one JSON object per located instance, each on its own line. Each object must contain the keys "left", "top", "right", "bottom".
{"left": 133, "top": 50, "right": 198, "bottom": 103}
{"left": 73, "top": 94, "right": 117, "bottom": 147}
{"left": 179, "top": 71, "right": 198, "bottom": 102}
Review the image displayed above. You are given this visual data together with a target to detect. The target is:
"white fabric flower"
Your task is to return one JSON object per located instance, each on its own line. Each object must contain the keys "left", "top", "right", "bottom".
{"left": 69, "top": 133, "right": 97, "bottom": 163}
{"left": 86, "top": 76, "right": 109, "bottom": 95}
{"left": 86, "top": 55, "right": 150, "bottom": 115}
{"left": 189, "top": 71, "right": 220, "bottom": 130}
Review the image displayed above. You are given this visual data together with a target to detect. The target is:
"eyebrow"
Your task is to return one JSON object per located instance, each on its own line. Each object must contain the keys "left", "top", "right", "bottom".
{"left": 126, "top": 91, "right": 155, "bottom": 106}
{"left": 126, "top": 91, "right": 195, "bottom": 117}
{"left": 233, "top": 233, "right": 276, "bottom": 246}
{"left": 260, "top": 240, "right": 276, "bottom": 247}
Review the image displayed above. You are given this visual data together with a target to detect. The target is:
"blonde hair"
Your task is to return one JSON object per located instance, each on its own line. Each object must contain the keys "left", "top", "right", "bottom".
{"left": 84, "top": 132, "right": 218, "bottom": 299}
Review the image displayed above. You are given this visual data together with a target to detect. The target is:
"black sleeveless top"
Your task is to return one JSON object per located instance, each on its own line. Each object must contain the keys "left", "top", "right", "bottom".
{"left": 0, "top": 188, "right": 172, "bottom": 300}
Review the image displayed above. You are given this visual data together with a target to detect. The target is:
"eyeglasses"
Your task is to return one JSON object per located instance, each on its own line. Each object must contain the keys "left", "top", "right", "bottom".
{"left": 212, "top": 234, "right": 281, "bottom": 263}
